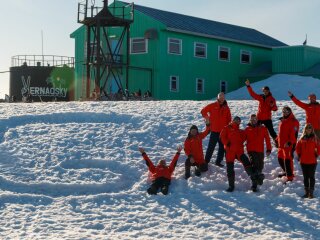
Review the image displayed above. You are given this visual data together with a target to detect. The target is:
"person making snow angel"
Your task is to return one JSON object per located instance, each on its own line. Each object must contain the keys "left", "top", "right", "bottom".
{"left": 220, "top": 116, "right": 258, "bottom": 192}
{"left": 139, "top": 146, "right": 182, "bottom": 195}
{"left": 184, "top": 119, "right": 210, "bottom": 179}
{"left": 245, "top": 79, "right": 278, "bottom": 143}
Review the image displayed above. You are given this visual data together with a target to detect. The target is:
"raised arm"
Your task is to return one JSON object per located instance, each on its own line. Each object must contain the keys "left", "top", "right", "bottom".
{"left": 199, "top": 119, "right": 211, "bottom": 139}
{"left": 245, "top": 79, "right": 260, "bottom": 100}
{"left": 139, "top": 147, "right": 156, "bottom": 173}
{"left": 168, "top": 145, "right": 182, "bottom": 171}
{"left": 288, "top": 91, "right": 308, "bottom": 110}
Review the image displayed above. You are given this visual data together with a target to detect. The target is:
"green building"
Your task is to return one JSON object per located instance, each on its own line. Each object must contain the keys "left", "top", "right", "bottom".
{"left": 70, "top": 1, "right": 320, "bottom": 100}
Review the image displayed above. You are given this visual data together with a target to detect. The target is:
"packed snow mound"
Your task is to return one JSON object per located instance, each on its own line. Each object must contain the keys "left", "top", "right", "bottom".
{"left": 0, "top": 101, "right": 319, "bottom": 239}
{"left": 227, "top": 74, "right": 320, "bottom": 100}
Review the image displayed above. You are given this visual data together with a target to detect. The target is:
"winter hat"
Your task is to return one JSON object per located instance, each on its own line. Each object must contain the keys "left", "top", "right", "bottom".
{"left": 233, "top": 116, "right": 241, "bottom": 122}
{"left": 190, "top": 125, "right": 198, "bottom": 131}
{"left": 308, "top": 93, "right": 316, "bottom": 101}
{"left": 282, "top": 106, "right": 292, "bottom": 113}
{"left": 262, "top": 86, "right": 270, "bottom": 91}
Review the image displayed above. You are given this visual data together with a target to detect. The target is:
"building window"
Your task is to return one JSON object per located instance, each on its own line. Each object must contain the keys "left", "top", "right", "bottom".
{"left": 194, "top": 42, "right": 207, "bottom": 58}
{"left": 220, "top": 81, "right": 227, "bottom": 93}
{"left": 130, "top": 38, "right": 148, "bottom": 54}
{"left": 170, "top": 76, "right": 179, "bottom": 92}
{"left": 168, "top": 38, "right": 182, "bottom": 55}
{"left": 240, "top": 50, "right": 251, "bottom": 64}
{"left": 196, "top": 78, "right": 205, "bottom": 93}
{"left": 218, "top": 46, "right": 230, "bottom": 61}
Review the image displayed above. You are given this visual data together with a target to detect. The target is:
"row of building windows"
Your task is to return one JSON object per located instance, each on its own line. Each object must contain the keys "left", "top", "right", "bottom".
{"left": 130, "top": 37, "right": 252, "bottom": 64}
{"left": 169, "top": 76, "right": 227, "bottom": 94}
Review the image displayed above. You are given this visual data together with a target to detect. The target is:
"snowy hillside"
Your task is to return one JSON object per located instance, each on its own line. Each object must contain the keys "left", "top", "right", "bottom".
{"left": 227, "top": 74, "right": 320, "bottom": 100}
{"left": 0, "top": 99, "right": 319, "bottom": 239}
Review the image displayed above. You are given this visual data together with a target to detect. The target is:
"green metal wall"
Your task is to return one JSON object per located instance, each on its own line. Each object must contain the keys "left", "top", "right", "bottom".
{"left": 273, "top": 46, "right": 320, "bottom": 73}
{"left": 70, "top": 27, "right": 86, "bottom": 100}
{"left": 71, "top": 3, "right": 275, "bottom": 100}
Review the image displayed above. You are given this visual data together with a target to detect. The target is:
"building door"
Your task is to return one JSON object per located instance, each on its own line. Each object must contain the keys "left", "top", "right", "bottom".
{"left": 220, "top": 80, "right": 227, "bottom": 93}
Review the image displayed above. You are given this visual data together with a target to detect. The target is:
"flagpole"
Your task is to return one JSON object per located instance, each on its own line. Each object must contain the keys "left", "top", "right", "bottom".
{"left": 41, "top": 30, "right": 44, "bottom": 66}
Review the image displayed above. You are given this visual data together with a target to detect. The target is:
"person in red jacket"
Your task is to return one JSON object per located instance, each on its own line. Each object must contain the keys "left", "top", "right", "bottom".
{"left": 296, "top": 123, "right": 320, "bottom": 198}
{"left": 244, "top": 114, "right": 272, "bottom": 189}
{"left": 184, "top": 120, "right": 210, "bottom": 179}
{"left": 201, "top": 92, "right": 231, "bottom": 167}
{"left": 245, "top": 79, "right": 278, "bottom": 142}
{"left": 276, "top": 106, "right": 300, "bottom": 182}
{"left": 139, "top": 146, "right": 182, "bottom": 195}
{"left": 220, "top": 116, "right": 258, "bottom": 192}
{"left": 288, "top": 91, "right": 320, "bottom": 139}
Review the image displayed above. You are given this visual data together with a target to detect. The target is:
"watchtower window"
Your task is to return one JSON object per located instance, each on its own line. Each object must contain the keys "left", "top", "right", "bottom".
{"left": 130, "top": 38, "right": 148, "bottom": 54}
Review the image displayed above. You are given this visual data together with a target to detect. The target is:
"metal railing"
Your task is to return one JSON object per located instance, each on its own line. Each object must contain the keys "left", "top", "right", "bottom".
{"left": 11, "top": 55, "right": 74, "bottom": 68}
{"left": 78, "top": 0, "right": 134, "bottom": 23}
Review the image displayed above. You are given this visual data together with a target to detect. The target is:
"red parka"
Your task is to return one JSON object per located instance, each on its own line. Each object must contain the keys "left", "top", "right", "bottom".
{"left": 184, "top": 126, "right": 210, "bottom": 165}
{"left": 276, "top": 113, "right": 300, "bottom": 148}
{"left": 142, "top": 152, "right": 180, "bottom": 181}
{"left": 247, "top": 86, "right": 278, "bottom": 120}
{"left": 296, "top": 135, "right": 320, "bottom": 164}
{"left": 201, "top": 101, "right": 231, "bottom": 132}
{"left": 245, "top": 123, "right": 272, "bottom": 153}
{"left": 220, "top": 122, "right": 246, "bottom": 161}
{"left": 291, "top": 96, "right": 320, "bottom": 130}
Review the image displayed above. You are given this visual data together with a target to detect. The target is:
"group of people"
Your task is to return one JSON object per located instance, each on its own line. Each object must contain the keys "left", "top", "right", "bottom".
{"left": 139, "top": 79, "right": 320, "bottom": 199}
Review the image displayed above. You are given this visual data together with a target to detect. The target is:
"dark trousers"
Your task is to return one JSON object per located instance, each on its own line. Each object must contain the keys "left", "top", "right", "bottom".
{"left": 205, "top": 131, "right": 225, "bottom": 164}
{"left": 278, "top": 158, "right": 294, "bottom": 177}
{"left": 226, "top": 154, "right": 255, "bottom": 188}
{"left": 248, "top": 152, "right": 264, "bottom": 173}
{"left": 185, "top": 158, "right": 208, "bottom": 178}
{"left": 301, "top": 164, "right": 317, "bottom": 190}
{"left": 147, "top": 177, "right": 171, "bottom": 195}
{"left": 258, "top": 119, "right": 277, "bottom": 139}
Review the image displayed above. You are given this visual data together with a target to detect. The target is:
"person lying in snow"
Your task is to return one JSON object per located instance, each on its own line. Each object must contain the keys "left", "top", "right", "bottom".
{"left": 139, "top": 145, "right": 182, "bottom": 195}
{"left": 184, "top": 119, "right": 210, "bottom": 179}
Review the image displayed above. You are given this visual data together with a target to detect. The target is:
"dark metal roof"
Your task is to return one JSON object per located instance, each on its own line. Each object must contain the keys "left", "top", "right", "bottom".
{"left": 126, "top": 2, "right": 287, "bottom": 48}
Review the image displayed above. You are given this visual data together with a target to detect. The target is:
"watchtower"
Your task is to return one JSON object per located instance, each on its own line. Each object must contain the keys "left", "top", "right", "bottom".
{"left": 77, "top": 0, "right": 134, "bottom": 99}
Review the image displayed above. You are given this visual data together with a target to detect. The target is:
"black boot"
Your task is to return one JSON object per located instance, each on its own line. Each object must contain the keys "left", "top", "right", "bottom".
{"left": 147, "top": 185, "right": 158, "bottom": 195}
{"left": 184, "top": 159, "right": 191, "bottom": 179}
{"left": 215, "top": 161, "right": 224, "bottom": 168}
{"left": 257, "top": 173, "right": 265, "bottom": 186}
{"left": 195, "top": 167, "right": 201, "bottom": 177}
{"left": 309, "top": 188, "right": 314, "bottom": 199}
{"left": 161, "top": 186, "right": 169, "bottom": 195}
{"left": 302, "top": 188, "right": 309, "bottom": 198}
{"left": 226, "top": 186, "right": 234, "bottom": 192}
{"left": 226, "top": 175, "right": 235, "bottom": 192}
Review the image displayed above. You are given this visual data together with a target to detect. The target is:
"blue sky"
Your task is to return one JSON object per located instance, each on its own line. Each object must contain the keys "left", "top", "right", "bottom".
{"left": 1, "top": 0, "right": 319, "bottom": 97}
